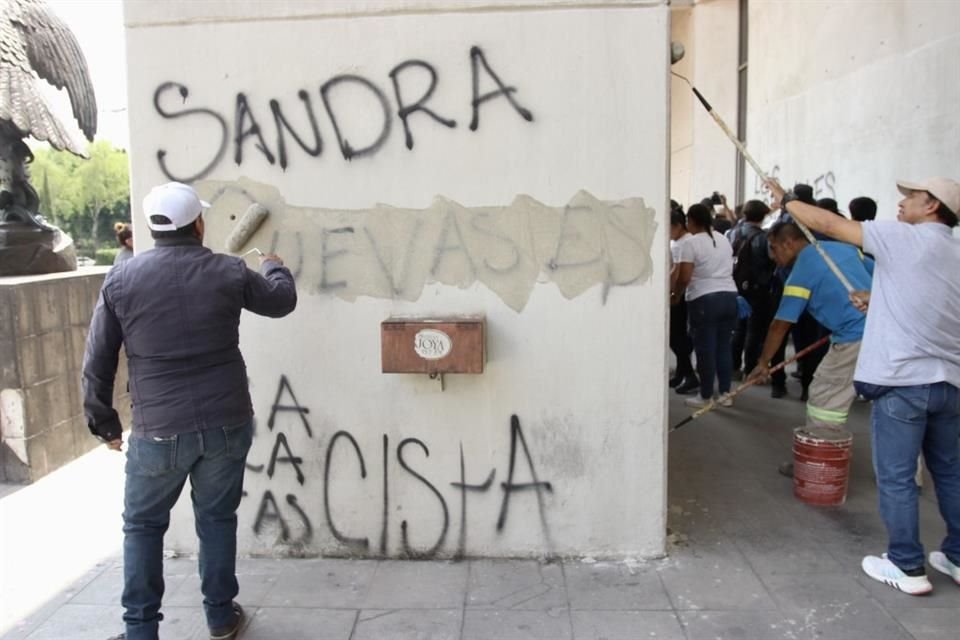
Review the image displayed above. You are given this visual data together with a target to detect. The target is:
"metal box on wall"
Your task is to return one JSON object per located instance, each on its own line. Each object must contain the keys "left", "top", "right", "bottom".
{"left": 381, "top": 316, "right": 485, "bottom": 375}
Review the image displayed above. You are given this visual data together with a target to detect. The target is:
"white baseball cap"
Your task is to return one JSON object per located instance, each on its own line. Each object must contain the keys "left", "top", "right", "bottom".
{"left": 142, "top": 182, "right": 211, "bottom": 231}
{"left": 896, "top": 177, "right": 960, "bottom": 217}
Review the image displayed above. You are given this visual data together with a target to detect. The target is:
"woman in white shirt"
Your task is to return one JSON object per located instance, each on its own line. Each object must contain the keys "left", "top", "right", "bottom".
{"left": 672, "top": 203, "right": 739, "bottom": 407}
{"left": 669, "top": 208, "right": 699, "bottom": 393}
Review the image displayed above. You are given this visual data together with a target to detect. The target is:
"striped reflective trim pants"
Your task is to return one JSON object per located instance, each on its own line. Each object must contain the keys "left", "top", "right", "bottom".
{"left": 806, "top": 341, "right": 861, "bottom": 429}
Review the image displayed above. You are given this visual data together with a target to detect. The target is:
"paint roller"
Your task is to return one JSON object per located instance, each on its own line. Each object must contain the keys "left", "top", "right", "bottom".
{"left": 224, "top": 203, "right": 269, "bottom": 254}
{"left": 669, "top": 44, "right": 856, "bottom": 294}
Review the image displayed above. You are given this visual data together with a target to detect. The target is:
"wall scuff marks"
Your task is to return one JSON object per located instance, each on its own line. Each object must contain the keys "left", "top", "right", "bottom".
{"left": 199, "top": 179, "right": 657, "bottom": 311}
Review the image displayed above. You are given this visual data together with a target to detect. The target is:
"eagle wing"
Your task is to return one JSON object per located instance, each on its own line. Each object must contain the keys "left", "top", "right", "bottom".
{"left": 0, "top": 0, "right": 96, "bottom": 155}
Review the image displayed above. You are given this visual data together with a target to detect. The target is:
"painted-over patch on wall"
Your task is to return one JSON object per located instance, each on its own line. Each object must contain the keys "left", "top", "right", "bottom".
{"left": 197, "top": 178, "right": 657, "bottom": 311}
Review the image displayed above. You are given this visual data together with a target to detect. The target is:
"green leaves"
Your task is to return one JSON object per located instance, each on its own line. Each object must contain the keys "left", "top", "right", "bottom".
{"left": 31, "top": 140, "right": 130, "bottom": 255}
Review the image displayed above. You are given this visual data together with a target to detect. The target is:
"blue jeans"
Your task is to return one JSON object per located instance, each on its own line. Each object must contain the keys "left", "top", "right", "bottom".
{"left": 687, "top": 291, "right": 738, "bottom": 399}
{"left": 122, "top": 421, "right": 253, "bottom": 640}
{"left": 871, "top": 383, "right": 960, "bottom": 571}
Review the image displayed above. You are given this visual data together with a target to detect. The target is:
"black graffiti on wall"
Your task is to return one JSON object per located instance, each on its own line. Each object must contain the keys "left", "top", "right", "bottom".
{"left": 253, "top": 490, "right": 314, "bottom": 545}
{"left": 753, "top": 165, "right": 837, "bottom": 200}
{"left": 153, "top": 83, "right": 228, "bottom": 184}
{"left": 390, "top": 60, "right": 457, "bottom": 150}
{"left": 153, "top": 46, "right": 534, "bottom": 181}
{"left": 246, "top": 375, "right": 555, "bottom": 558}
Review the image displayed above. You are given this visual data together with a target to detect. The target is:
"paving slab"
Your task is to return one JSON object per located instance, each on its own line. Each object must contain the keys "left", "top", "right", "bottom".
{"left": 658, "top": 554, "right": 778, "bottom": 611}
{"left": 165, "top": 573, "right": 278, "bottom": 608}
{"left": 362, "top": 561, "right": 468, "bottom": 609}
{"left": 146, "top": 606, "right": 207, "bottom": 640}
{"left": 21, "top": 604, "right": 121, "bottom": 640}
{"left": 734, "top": 532, "right": 844, "bottom": 575}
{"left": 242, "top": 607, "right": 356, "bottom": 640}
{"left": 570, "top": 610, "right": 685, "bottom": 640}
{"left": 890, "top": 608, "right": 960, "bottom": 640}
{"left": 467, "top": 560, "right": 567, "bottom": 610}
{"left": 259, "top": 559, "right": 376, "bottom": 608}
{"left": 678, "top": 609, "right": 820, "bottom": 640}
{"left": 564, "top": 562, "right": 672, "bottom": 611}
{"left": 461, "top": 608, "right": 572, "bottom": 640}
{"left": 762, "top": 573, "right": 874, "bottom": 612}
{"left": 774, "top": 600, "right": 913, "bottom": 640}
{"left": 352, "top": 609, "right": 462, "bottom": 640}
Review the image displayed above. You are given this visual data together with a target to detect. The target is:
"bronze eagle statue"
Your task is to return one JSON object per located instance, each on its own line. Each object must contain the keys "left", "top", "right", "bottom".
{"left": 1, "top": 0, "right": 97, "bottom": 223}
{"left": 0, "top": 0, "right": 97, "bottom": 274}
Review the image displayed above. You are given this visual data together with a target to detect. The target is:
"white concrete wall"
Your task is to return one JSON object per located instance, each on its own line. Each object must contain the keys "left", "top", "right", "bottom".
{"left": 670, "top": 7, "right": 694, "bottom": 203}
{"left": 123, "top": 1, "right": 671, "bottom": 558}
{"left": 745, "top": 0, "right": 960, "bottom": 216}
{"left": 670, "top": 0, "right": 739, "bottom": 208}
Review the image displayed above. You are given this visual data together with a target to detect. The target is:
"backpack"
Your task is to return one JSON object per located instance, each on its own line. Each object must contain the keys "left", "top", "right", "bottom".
{"left": 732, "top": 226, "right": 774, "bottom": 296}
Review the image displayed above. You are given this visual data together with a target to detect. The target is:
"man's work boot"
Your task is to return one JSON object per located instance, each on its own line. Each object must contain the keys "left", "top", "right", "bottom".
{"left": 771, "top": 385, "right": 787, "bottom": 399}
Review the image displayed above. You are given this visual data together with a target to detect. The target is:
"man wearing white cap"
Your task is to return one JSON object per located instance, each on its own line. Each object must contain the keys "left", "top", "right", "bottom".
{"left": 767, "top": 175, "right": 960, "bottom": 596}
{"left": 83, "top": 182, "right": 297, "bottom": 639}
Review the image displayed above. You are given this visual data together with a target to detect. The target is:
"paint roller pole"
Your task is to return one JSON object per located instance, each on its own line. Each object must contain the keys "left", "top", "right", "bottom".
{"left": 669, "top": 334, "right": 830, "bottom": 433}
{"left": 687, "top": 87, "right": 856, "bottom": 294}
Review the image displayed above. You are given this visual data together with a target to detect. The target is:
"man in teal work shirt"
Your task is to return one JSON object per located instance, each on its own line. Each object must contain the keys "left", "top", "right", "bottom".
{"left": 748, "top": 221, "right": 873, "bottom": 474}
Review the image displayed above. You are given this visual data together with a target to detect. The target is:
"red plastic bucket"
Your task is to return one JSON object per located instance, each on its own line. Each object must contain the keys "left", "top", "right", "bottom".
{"left": 793, "top": 426, "right": 852, "bottom": 506}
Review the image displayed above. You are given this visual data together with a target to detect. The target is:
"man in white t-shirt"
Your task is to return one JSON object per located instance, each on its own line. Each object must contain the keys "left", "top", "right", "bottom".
{"left": 767, "top": 176, "right": 960, "bottom": 596}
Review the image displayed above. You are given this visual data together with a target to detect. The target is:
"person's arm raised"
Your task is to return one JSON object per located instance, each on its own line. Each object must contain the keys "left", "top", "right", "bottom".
{"left": 766, "top": 179, "right": 864, "bottom": 248}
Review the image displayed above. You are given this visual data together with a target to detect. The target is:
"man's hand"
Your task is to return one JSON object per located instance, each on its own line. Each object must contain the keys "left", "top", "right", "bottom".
{"left": 850, "top": 290, "right": 870, "bottom": 313}
{"left": 105, "top": 437, "right": 123, "bottom": 451}
{"left": 747, "top": 364, "right": 771, "bottom": 385}
{"left": 259, "top": 253, "right": 284, "bottom": 267}
{"left": 765, "top": 178, "right": 787, "bottom": 208}
{"left": 718, "top": 194, "right": 737, "bottom": 222}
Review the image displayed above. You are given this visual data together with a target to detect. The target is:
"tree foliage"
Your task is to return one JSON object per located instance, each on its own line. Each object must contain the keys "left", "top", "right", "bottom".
{"left": 30, "top": 140, "right": 131, "bottom": 256}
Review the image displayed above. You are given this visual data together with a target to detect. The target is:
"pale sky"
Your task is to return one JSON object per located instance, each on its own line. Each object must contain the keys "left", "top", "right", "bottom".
{"left": 40, "top": 0, "right": 129, "bottom": 149}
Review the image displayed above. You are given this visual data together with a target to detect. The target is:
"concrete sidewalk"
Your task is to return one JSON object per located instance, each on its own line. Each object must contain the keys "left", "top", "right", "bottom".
{"left": 1, "top": 381, "right": 958, "bottom": 640}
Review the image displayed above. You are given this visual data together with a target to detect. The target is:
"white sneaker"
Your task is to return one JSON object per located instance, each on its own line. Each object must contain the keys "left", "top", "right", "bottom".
{"left": 717, "top": 394, "right": 734, "bottom": 408}
{"left": 861, "top": 554, "right": 932, "bottom": 595}
{"left": 684, "top": 395, "right": 710, "bottom": 409}
{"left": 929, "top": 551, "right": 960, "bottom": 585}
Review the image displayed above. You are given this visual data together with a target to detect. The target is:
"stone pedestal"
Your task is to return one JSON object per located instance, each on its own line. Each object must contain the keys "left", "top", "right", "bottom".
{"left": 0, "top": 268, "right": 131, "bottom": 483}
{"left": 0, "top": 222, "right": 78, "bottom": 277}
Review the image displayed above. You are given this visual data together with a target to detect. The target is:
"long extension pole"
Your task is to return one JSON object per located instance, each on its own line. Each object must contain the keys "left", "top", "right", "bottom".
{"left": 675, "top": 75, "right": 855, "bottom": 294}
{"left": 669, "top": 335, "right": 830, "bottom": 433}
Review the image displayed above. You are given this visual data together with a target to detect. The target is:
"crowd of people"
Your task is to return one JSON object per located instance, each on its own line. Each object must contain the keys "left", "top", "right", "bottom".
{"left": 669, "top": 177, "right": 960, "bottom": 597}
{"left": 669, "top": 187, "right": 872, "bottom": 406}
